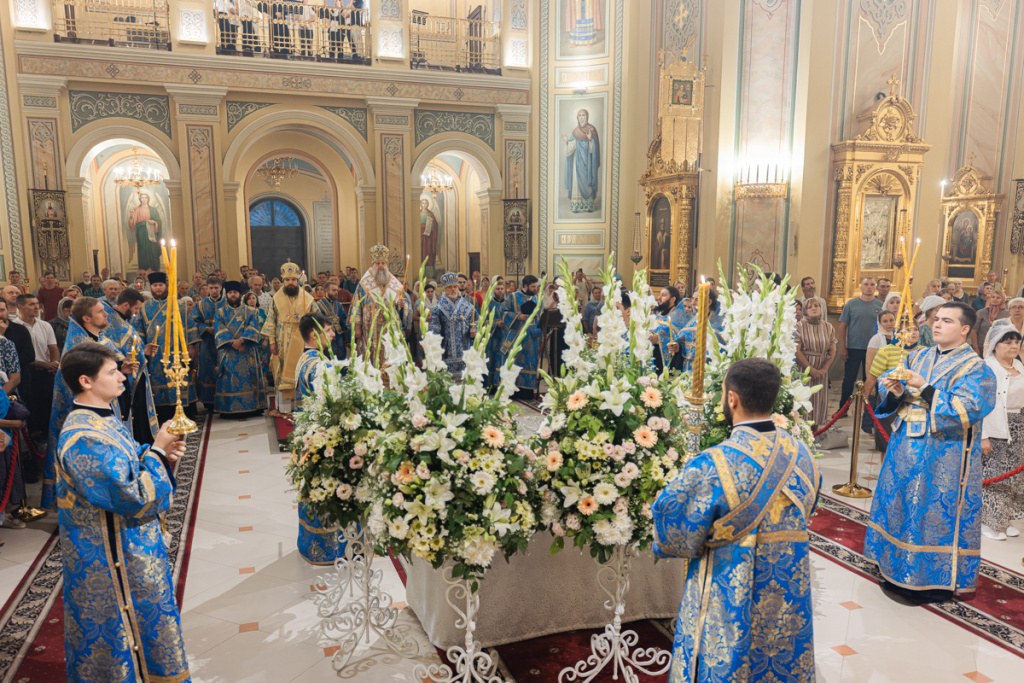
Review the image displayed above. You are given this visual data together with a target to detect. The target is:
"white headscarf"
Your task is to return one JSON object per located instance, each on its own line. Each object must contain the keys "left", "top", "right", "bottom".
{"left": 986, "top": 319, "right": 1021, "bottom": 358}
{"left": 920, "top": 295, "right": 946, "bottom": 315}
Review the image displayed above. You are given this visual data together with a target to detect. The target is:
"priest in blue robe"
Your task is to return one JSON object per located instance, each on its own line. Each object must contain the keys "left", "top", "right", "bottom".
{"left": 484, "top": 277, "right": 506, "bottom": 387}
{"left": 653, "top": 357, "right": 820, "bottom": 683}
{"left": 55, "top": 342, "right": 190, "bottom": 683}
{"left": 214, "top": 281, "right": 266, "bottom": 417}
{"left": 293, "top": 312, "right": 345, "bottom": 564}
{"left": 866, "top": 302, "right": 997, "bottom": 600}
{"left": 43, "top": 297, "right": 127, "bottom": 511}
{"left": 191, "top": 276, "right": 223, "bottom": 410}
{"left": 101, "top": 288, "right": 158, "bottom": 444}
{"left": 649, "top": 285, "right": 687, "bottom": 373}
{"left": 498, "top": 275, "right": 542, "bottom": 398}
{"left": 132, "top": 272, "right": 199, "bottom": 423}
{"left": 314, "top": 280, "right": 348, "bottom": 361}
{"left": 429, "top": 272, "right": 477, "bottom": 381}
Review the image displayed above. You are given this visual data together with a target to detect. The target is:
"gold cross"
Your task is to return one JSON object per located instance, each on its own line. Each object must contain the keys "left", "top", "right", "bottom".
{"left": 887, "top": 73, "right": 901, "bottom": 96}
{"left": 967, "top": 152, "right": 976, "bottom": 167}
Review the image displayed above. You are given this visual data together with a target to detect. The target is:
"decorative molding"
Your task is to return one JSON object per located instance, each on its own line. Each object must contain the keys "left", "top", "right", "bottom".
{"left": 22, "top": 95, "right": 56, "bottom": 109}
{"left": 186, "top": 125, "right": 220, "bottom": 269}
{"left": 378, "top": 26, "right": 404, "bottom": 59}
{"left": 609, "top": 0, "right": 624, "bottom": 257}
{"left": 505, "top": 138, "right": 526, "bottom": 197}
{"left": 226, "top": 101, "right": 273, "bottom": 131}
{"left": 555, "top": 64, "right": 609, "bottom": 88}
{"left": 14, "top": 0, "right": 47, "bottom": 30}
{"left": 858, "top": 0, "right": 909, "bottom": 51}
{"left": 508, "top": 39, "right": 528, "bottom": 68}
{"left": 178, "top": 8, "right": 208, "bottom": 44}
{"left": 511, "top": 0, "right": 527, "bottom": 30}
{"left": 381, "top": 134, "right": 406, "bottom": 272}
{"left": 68, "top": 91, "right": 171, "bottom": 136}
{"left": 319, "top": 106, "right": 369, "bottom": 140}
{"left": 539, "top": 0, "right": 550, "bottom": 270}
{"left": 163, "top": 84, "right": 228, "bottom": 105}
{"left": 553, "top": 229, "right": 606, "bottom": 250}
{"left": 374, "top": 114, "right": 409, "bottom": 127}
{"left": 752, "top": 0, "right": 788, "bottom": 18}
{"left": 281, "top": 76, "right": 312, "bottom": 90}
{"left": 504, "top": 121, "right": 528, "bottom": 132}
{"left": 177, "top": 103, "right": 219, "bottom": 117}
{"left": 414, "top": 110, "right": 495, "bottom": 149}
{"left": 380, "top": 0, "right": 401, "bottom": 19}
{"left": 0, "top": 26, "right": 26, "bottom": 272}
{"left": 980, "top": 0, "right": 1008, "bottom": 21}
{"left": 27, "top": 118, "right": 61, "bottom": 188}
{"left": 664, "top": 0, "right": 699, "bottom": 57}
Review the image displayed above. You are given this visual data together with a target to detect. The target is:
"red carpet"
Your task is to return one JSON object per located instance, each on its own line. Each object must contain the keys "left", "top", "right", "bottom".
{"left": 0, "top": 415, "right": 213, "bottom": 681}
{"left": 810, "top": 495, "right": 1024, "bottom": 658}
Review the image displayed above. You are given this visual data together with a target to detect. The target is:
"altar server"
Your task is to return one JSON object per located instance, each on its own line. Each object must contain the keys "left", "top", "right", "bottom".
{"left": 652, "top": 357, "right": 821, "bottom": 683}
{"left": 214, "top": 281, "right": 266, "bottom": 417}
{"left": 429, "top": 272, "right": 477, "bottom": 381}
{"left": 191, "top": 276, "right": 224, "bottom": 410}
{"left": 314, "top": 280, "right": 348, "bottom": 362}
{"left": 101, "top": 288, "right": 158, "bottom": 444}
{"left": 866, "top": 302, "right": 996, "bottom": 601}
{"left": 498, "top": 275, "right": 542, "bottom": 399}
{"left": 56, "top": 342, "right": 190, "bottom": 683}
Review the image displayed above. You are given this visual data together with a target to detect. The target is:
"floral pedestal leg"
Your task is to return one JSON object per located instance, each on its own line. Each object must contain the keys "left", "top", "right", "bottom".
{"left": 315, "top": 522, "right": 418, "bottom": 672}
{"left": 683, "top": 394, "right": 707, "bottom": 461}
{"left": 414, "top": 566, "right": 507, "bottom": 683}
{"left": 558, "top": 545, "right": 672, "bottom": 683}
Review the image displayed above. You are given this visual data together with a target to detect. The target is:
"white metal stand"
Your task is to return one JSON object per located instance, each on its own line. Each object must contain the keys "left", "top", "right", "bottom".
{"left": 558, "top": 544, "right": 672, "bottom": 683}
{"left": 315, "top": 522, "right": 418, "bottom": 673}
{"left": 414, "top": 566, "right": 508, "bottom": 683}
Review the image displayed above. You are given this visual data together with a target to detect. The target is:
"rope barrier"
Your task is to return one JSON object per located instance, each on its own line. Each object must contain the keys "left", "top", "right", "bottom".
{"left": 20, "top": 428, "right": 44, "bottom": 460}
{"left": 862, "top": 401, "right": 889, "bottom": 440}
{"left": 813, "top": 399, "right": 852, "bottom": 438}
{"left": 0, "top": 433, "right": 17, "bottom": 512}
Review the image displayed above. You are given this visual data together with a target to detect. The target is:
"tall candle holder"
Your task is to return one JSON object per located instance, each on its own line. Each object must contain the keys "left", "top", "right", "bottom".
{"left": 160, "top": 240, "right": 197, "bottom": 436}
{"left": 683, "top": 276, "right": 711, "bottom": 459}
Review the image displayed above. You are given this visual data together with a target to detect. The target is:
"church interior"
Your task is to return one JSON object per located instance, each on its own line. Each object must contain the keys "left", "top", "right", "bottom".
{"left": 1, "top": 1, "right": 1024, "bottom": 681}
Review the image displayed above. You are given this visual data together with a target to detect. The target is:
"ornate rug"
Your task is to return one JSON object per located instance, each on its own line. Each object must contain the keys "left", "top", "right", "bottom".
{"left": 810, "top": 494, "right": 1024, "bottom": 658}
{"left": 0, "top": 414, "right": 212, "bottom": 683}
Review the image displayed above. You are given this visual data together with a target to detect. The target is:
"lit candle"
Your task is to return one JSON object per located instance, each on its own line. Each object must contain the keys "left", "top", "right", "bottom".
{"left": 690, "top": 276, "right": 710, "bottom": 397}
{"left": 404, "top": 254, "right": 411, "bottom": 285}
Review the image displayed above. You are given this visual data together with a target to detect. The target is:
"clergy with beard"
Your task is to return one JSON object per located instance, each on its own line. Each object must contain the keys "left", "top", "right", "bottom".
{"left": 192, "top": 276, "right": 224, "bottom": 411}
{"left": 261, "top": 262, "right": 316, "bottom": 413}
{"left": 429, "top": 272, "right": 477, "bottom": 381}
{"left": 314, "top": 280, "right": 348, "bottom": 361}
{"left": 214, "top": 281, "right": 266, "bottom": 418}
{"left": 652, "top": 358, "right": 821, "bottom": 683}
{"left": 499, "top": 275, "right": 542, "bottom": 399}
{"left": 649, "top": 286, "right": 687, "bottom": 373}
{"left": 101, "top": 288, "right": 158, "bottom": 444}
{"left": 485, "top": 276, "right": 505, "bottom": 387}
{"left": 349, "top": 245, "right": 405, "bottom": 377}
{"left": 42, "top": 297, "right": 131, "bottom": 510}
{"left": 132, "top": 272, "right": 199, "bottom": 424}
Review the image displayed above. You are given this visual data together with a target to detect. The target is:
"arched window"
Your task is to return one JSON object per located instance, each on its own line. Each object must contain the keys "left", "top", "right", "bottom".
{"left": 248, "top": 197, "right": 307, "bottom": 278}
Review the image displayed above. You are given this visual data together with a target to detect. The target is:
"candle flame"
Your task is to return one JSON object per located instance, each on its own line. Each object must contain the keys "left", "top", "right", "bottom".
{"left": 161, "top": 239, "right": 166, "bottom": 245}
{"left": 700, "top": 274, "right": 706, "bottom": 284}
{"left": 171, "top": 239, "right": 176, "bottom": 248}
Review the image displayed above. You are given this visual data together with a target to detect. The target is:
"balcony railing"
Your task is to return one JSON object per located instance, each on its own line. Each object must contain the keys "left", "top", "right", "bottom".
{"left": 214, "top": 1, "right": 370, "bottom": 65}
{"left": 51, "top": 0, "right": 171, "bottom": 50}
{"left": 410, "top": 14, "right": 500, "bottom": 75}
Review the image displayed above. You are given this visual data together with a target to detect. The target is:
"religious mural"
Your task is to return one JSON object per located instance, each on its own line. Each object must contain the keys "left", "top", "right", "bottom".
{"left": 859, "top": 196, "right": 896, "bottom": 271}
{"left": 949, "top": 210, "right": 979, "bottom": 264}
{"left": 100, "top": 154, "right": 171, "bottom": 276}
{"left": 555, "top": 92, "right": 606, "bottom": 223}
{"left": 649, "top": 196, "right": 672, "bottom": 271}
{"left": 419, "top": 191, "right": 445, "bottom": 278}
{"left": 556, "top": 0, "right": 609, "bottom": 60}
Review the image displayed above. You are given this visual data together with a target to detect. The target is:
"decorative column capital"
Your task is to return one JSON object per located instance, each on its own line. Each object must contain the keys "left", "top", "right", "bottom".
{"left": 65, "top": 177, "right": 91, "bottom": 194}
{"left": 17, "top": 74, "right": 67, "bottom": 99}
{"left": 223, "top": 181, "right": 241, "bottom": 201}
{"left": 367, "top": 97, "right": 419, "bottom": 129}
{"left": 475, "top": 187, "right": 504, "bottom": 203}
{"left": 354, "top": 184, "right": 378, "bottom": 203}
{"left": 163, "top": 179, "right": 183, "bottom": 199}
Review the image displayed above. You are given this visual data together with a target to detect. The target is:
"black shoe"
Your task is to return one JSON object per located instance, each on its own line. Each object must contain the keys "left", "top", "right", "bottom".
{"left": 880, "top": 580, "right": 953, "bottom": 605}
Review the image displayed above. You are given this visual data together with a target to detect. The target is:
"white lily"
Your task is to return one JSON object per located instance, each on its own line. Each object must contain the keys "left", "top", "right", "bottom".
{"left": 559, "top": 483, "right": 583, "bottom": 508}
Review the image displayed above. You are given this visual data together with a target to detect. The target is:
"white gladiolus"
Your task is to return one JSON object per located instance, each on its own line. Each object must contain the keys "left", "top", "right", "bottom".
{"left": 420, "top": 332, "right": 447, "bottom": 373}
{"left": 462, "top": 347, "right": 489, "bottom": 385}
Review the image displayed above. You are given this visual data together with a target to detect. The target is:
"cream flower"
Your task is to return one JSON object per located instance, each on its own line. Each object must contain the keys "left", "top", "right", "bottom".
{"left": 633, "top": 426, "right": 658, "bottom": 449}
{"left": 471, "top": 471, "right": 496, "bottom": 495}
{"left": 640, "top": 387, "right": 663, "bottom": 408}
{"left": 567, "top": 391, "right": 589, "bottom": 411}
{"left": 577, "top": 495, "right": 598, "bottom": 516}
{"left": 546, "top": 451, "right": 564, "bottom": 472}
{"left": 593, "top": 482, "right": 619, "bottom": 505}
{"left": 482, "top": 425, "right": 505, "bottom": 448}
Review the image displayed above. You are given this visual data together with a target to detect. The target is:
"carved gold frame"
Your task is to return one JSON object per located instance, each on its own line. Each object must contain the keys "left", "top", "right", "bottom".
{"left": 939, "top": 162, "right": 1003, "bottom": 289}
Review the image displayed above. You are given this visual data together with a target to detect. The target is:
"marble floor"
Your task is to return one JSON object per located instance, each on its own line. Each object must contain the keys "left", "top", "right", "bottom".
{"left": 1, "top": 403, "right": 1024, "bottom": 681}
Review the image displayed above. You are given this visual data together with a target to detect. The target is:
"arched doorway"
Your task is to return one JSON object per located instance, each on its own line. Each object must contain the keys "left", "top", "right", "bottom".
{"left": 248, "top": 197, "right": 307, "bottom": 278}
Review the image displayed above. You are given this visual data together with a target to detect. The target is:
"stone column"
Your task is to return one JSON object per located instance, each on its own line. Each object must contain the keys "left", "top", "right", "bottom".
{"left": 64, "top": 178, "right": 93, "bottom": 278}
{"left": 476, "top": 187, "right": 504, "bottom": 277}
{"left": 353, "top": 184, "right": 378, "bottom": 270}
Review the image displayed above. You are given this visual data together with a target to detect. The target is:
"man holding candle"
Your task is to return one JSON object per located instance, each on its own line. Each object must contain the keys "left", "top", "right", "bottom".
{"left": 102, "top": 288, "right": 158, "bottom": 445}
{"left": 192, "top": 276, "right": 224, "bottom": 412}
{"left": 214, "top": 281, "right": 266, "bottom": 418}
{"left": 262, "top": 261, "right": 316, "bottom": 413}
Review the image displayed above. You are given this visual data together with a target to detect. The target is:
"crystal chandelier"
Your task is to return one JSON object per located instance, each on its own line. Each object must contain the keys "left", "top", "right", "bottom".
{"left": 257, "top": 157, "right": 299, "bottom": 189}
{"left": 114, "top": 146, "right": 163, "bottom": 197}
{"left": 421, "top": 166, "right": 454, "bottom": 197}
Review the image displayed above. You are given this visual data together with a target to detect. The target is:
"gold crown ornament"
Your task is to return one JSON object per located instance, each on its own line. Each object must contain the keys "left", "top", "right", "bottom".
{"left": 369, "top": 244, "right": 389, "bottom": 263}
{"left": 280, "top": 262, "right": 302, "bottom": 278}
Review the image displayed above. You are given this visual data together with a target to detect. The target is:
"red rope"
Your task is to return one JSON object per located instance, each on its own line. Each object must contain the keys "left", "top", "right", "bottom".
{"left": 863, "top": 401, "right": 890, "bottom": 440}
{"left": 813, "top": 399, "right": 852, "bottom": 437}
{"left": 21, "top": 429, "right": 44, "bottom": 460}
{"left": 0, "top": 433, "right": 17, "bottom": 511}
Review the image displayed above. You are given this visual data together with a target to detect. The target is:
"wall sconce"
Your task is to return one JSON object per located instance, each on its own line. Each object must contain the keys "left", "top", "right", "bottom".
{"left": 734, "top": 162, "right": 789, "bottom": 200}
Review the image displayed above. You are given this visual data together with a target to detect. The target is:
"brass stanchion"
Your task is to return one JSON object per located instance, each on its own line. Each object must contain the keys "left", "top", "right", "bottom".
{"left": 832, "top": 380, "right": 873, "bottom": 498}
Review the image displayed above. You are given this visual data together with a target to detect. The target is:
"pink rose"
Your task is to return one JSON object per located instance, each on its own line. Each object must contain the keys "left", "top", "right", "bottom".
{"left": 416, "top": 464, "right": 431, "bottom": 480}
{"left": 349, "top": 455, "right": 364, "bottom": 469}
{"left": 666, "top": 448, "right": 678, "bottom": 463}
{"left": 622, "top": 442, "right": 636, "bottom": 455}
{"left": 354, "top": 443, "right": 368, "bottom": 457}
{"left": 552, "top": 522, "right": 566, "bottom": 537}
{"left": 539, "top": 426, "right": 553, "bottom": 439}
{"left": 411, "top": 414, "right": 429, "bottom": 428}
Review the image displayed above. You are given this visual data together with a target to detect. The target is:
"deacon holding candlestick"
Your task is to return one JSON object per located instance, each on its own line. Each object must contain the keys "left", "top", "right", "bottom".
{"left": 101, "top": 287, "right": 159, "bottom": 444}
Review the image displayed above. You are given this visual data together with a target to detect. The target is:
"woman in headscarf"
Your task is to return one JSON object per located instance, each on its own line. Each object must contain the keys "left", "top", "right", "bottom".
{"left": 989, "top": 297, "right": 1024, "bottom": 362}
{"left": 974, "top": 289, "right": 1010, "bottom": 356}
{"left": 866, "top": 319, "right": 922, "bottom": 451}
{"left": 51, "top": 297, "right": 73, "bottom": 352}
{"left": 794, "top": 298, "right": 836, "bottom": 431}
{"left": 62, "top": 285, "right": 82, "bottom": 301}
{"left": 980, "top": 320, "right": 1024, "bottom": 540}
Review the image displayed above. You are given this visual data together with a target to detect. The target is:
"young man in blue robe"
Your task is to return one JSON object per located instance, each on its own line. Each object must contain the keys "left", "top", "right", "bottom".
{"left": 132, "top": 273, "right": 199, "bottom": 424}
{"left": 652, "top": 357, "right": 821, "bottom": 683}
{"left": 56, "top": 342, "right": 190, "bottom": 683}
{"left": 866, "top": 302, "right": 997, "bottom": 601}
{"left": 649, "top": 285, "right": 687, "bottom": 373}
{"left": 314, "top": 281, "right": 348, "bottom": 362}
{"left": 429, "top": 272, "right": 477, "bottom": 381}
{"left": 213, "top": 281, "right": 267, "bottom": 418}
{"left": 293, "top": 312, "right": 345, "bottom": 564}
{"left": 191, "top": 276, "right": 223, "bottom": 411}
{"left": 484, "top": 277, "right": 505, "bottom": 388}
{"left": 101, "top": 288, "right": 159, "bottom": 445}
{"left": 499, "top": 274, "right": 542, "bottom": 399}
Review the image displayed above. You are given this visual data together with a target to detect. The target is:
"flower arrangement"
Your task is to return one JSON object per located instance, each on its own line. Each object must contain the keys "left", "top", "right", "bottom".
{"left": 365, "top": 265, "right": 546, "bottom": 588}
{"left": 531, "top": 256, "right": 686, "bottom": 563}
{"left": 698, "top": 263, "right": 818, "bottom": 451}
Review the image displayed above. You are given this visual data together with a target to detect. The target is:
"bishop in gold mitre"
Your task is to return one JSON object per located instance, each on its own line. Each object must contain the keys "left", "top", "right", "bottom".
{"left": 261, "top": 261, "right": 315, "bottom": 412}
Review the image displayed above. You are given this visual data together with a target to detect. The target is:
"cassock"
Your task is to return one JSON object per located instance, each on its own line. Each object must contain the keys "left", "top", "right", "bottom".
{"left": 293, "top": 348, "right": 345, "bottom": 564}
{"left": 428, "top": 295, "right": 476, "bottom": 378}
{"left": 57, "top": 405, "right": 189, "bottom": 683}
{"left": 499, "top": 291, "right": 542, "bottom": 391}
{"left": 192, "top": 296, "right": 223, "bottom": 406}
{"left": 260, "top": 288, "right": 316, "bottom": 407}
{"left": 101, "top": 299, "right": 158, "bottom": 444}
{"left": 484, "top": 296, "right": 505, "bottom": 386}
{"left": 652, "top": 423, "right": 821, "bottom": 683}
{"left": 349, "top": 269, "right": 404, "bottom": 374}
{"left": 652, "top": 306, "right": 688, "bottom": 372}
{"left": 314, "top": 297, "right": 348, "bottom": 361}
{"left": 42, "top": 319, "right": 123, "bottom": 511}
{"left": 132, "top": 297, "right": 199, "bottom": 409}
{"left": 214, "top": 302, "right": 266, "bottom": 415}
{"left": 865, "top": 343, "right": 997, "bottom": 593}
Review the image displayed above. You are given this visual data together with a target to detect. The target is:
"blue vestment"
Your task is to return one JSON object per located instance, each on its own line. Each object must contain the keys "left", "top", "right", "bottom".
{"left": 652, "top": 306, "right": 688, "bottom": 367}
{"left": 865, "top": 343, "right": 997, "bottom": 593}
{"left": 101, "top": 299, "right": 158, "bottom": 441}
{"left": 132, "top": 298, "right": 199, "bottom": 407}
{"left": 429, "top": 295, "right": 476, "bottom": 377}
{"left": 191, "top": 296, "right": 223, "bottom": 404}
{"left": 498, "top": 291, "right": 541, "bottom": 390}
{"left": 254, "top": 306, "right": 271, "bottom": 377}
{"left": 652, "top": 425, "right": 821, "bottom": 683}
{"left": 564, "top": 123, "right": 600, "bottom": 213}
{"left": 213, "top": 303, "right": 266, "bottom": 414}
{"left": 57, "top": 408, "right": 188, "bottom": 683}
{"left": 484, "top": 296, "right": 506, "bottom": 386}
{"left": 315, "top": 297, "right": 349, "bottom": 361}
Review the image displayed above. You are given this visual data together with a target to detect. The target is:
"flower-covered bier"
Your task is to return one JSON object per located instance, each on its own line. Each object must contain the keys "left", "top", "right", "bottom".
{"left": 366, "top": 261, "right": 546, "bottom": 587}
{"left": 533, "top": 256, "right": 687, "bottom": 563}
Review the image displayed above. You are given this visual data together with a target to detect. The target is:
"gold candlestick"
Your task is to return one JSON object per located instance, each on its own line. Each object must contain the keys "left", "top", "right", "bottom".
{"left": 687, "top": 277, "right": 711, "bottom": 400}
{"left": 160, "top": 243, "right": 196, "bottom": 435}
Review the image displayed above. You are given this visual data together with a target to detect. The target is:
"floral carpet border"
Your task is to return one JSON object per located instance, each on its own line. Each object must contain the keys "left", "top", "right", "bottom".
{"left": 0, "top": 414, "right": 211, "bottom": 682}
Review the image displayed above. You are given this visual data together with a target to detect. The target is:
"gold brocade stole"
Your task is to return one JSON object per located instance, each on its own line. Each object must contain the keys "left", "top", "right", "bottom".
{"left": 895, "top": 344, "right": 982, "bottom": 438}
{"left": 272, "top": 289, "right": 315, "bottom": 392}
